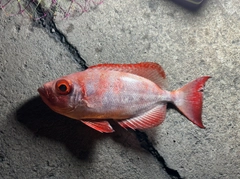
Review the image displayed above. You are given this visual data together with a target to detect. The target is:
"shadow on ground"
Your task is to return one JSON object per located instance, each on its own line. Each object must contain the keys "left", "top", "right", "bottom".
{"left": 14, "top": 96, "right": 182, "bottom": 178}
{"left": 15, "top": 97, "right": 146, "bottom": 159}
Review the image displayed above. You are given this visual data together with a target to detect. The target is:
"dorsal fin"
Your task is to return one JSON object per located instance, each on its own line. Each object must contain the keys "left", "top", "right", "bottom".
{"left": 88, "top": 62, "right": 167, "bottom": 88}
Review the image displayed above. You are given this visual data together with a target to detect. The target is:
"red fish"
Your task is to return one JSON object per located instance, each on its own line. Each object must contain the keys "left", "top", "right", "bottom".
{"left": 38, "top": 62, "right": 210, "bottom": 133}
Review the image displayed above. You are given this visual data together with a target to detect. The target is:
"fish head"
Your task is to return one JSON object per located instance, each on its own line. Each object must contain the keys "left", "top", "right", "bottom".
{"left": 38, "top": 76, "right": 83, "bottom": 117}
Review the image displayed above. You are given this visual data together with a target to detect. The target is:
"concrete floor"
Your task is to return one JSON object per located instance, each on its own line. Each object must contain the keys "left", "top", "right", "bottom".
{"left": 0, "top": 0, "right": 240, "bottom": 178}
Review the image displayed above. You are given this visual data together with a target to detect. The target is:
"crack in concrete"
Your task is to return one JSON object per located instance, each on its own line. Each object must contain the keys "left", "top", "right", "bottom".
{"left": 32, "top": 3, "right": 181, "bottom": 179}
{"left": 135, "top": 130, "right": 182, "bottom": 179}
{"left": 33, "top": 3, "right": 88, "bottom": 70}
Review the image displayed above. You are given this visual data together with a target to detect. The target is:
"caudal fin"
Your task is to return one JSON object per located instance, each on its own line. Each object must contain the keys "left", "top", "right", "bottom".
{"left": 172, "top": 76, "right": 211, "bottom": 128}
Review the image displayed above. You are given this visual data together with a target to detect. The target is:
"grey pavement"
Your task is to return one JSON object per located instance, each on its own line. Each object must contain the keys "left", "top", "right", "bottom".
{"left": 0, "top": 0, "right": 240, "bottom": 178}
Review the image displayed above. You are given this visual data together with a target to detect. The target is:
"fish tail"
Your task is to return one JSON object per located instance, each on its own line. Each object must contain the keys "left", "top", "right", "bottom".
{"left": 171, "top": 76, "right": 211, "bottom": 128}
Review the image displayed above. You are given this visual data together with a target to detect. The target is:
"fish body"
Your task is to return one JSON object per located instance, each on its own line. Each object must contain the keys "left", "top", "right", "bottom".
{"left": 38, "top": 62, "right": 210, "bottom": 133}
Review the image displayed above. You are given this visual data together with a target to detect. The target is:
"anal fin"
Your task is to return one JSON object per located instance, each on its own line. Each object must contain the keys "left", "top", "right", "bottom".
{"left": 118, "top": 105, "right": 167, "bottom": 130}
{"left": 81, "top": 120, "right": 114, "bottom": 133}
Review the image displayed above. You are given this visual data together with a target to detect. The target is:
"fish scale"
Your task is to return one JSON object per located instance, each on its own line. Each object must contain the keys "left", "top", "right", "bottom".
{"left": 38, "top": 62, "right": 210, "bottom": 133}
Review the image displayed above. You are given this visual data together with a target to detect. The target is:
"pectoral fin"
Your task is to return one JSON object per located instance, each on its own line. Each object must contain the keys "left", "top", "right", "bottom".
{"left": 118, "top": 105, "right": 167, "bottom": 130}
{"left": 81, "top": 120, "right": 114, "bottom": 133}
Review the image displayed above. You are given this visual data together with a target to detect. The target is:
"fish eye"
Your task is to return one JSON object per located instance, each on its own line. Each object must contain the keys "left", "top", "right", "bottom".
{"left": 55, "top": 79, "right": 72, "bottom": 95}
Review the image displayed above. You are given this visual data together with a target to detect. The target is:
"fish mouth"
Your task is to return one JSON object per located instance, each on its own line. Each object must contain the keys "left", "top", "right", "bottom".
{"left": 38, "top": 86, "right": 48, "bottom": 98}
{"left": 37, "top": 86, "right": 51, "bottom": 104}
{"left": 37, "top": 86, "right": 55, "bottom": 109}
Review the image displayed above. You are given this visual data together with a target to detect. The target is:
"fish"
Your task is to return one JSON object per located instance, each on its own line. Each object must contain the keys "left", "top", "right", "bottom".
{"left": 38, "top": 62, "right": 210, "bottom": 133}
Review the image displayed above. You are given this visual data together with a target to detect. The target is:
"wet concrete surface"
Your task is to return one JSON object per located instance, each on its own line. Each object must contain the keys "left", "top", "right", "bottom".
{"left": 0, "top": 0, "right": 240, "bottom": 178}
